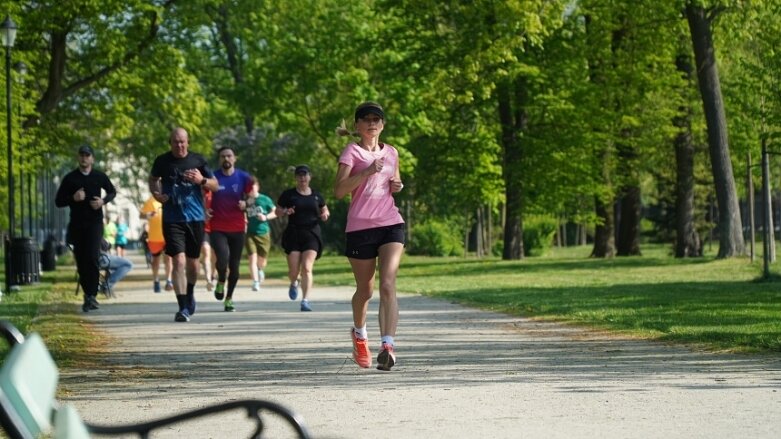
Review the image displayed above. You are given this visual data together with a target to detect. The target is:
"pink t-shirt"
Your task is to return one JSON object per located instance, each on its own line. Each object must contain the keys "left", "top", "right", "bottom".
{"left": 338, "top": 142, "right": 405, "bottom": 233}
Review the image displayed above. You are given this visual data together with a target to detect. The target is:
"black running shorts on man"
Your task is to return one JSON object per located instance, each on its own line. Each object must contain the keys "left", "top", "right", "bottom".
{"left": 163, "top": 221, "right": 204, "bottom": 259}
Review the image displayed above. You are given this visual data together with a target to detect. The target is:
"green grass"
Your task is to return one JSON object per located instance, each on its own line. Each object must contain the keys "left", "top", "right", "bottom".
{"left": 0, "top": 258, "right": 106, "bottom": 368}
{"left": 265, "top": 244, "right": 781, "bottom": 353}
{"left": 3, "top": 244, "right": 780, "bottom": 363}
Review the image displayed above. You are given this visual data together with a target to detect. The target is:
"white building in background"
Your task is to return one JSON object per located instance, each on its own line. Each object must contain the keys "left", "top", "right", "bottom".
{"left": 102, "top": 159, "right": 149, "bottom": 245}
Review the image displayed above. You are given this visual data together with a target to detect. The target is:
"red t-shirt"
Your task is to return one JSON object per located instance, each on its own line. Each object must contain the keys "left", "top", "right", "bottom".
{"left": 210, "top": 169, "right": 253, "bottom": 233}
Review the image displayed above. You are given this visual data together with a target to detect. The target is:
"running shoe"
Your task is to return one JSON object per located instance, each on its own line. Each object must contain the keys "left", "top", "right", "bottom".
{"left": 224, "top": 298, "right": 235, "bottom": 312}
{"left": 187, "top": 294, "right": 196, "bottom": 315}
{"left": 81, "top": 296, "right": 99, "bottom": 312}
{"left": 351, "top": 330, "right": 371, "bottom": 368}
{"left": 153, "top": 280, "right": 161, "bottom": 293}
{"left": 174, "top": 309, "right": 190, "bottom": 322}
{"left": 214, "top": 283, "right": 225, "bottom": 301}
{"left": 258, "top": 269, "right": 265, "bottom": 283}
{"left": 288, "top": 282, "right": 298, "bottom": 300}
{"left": 252, "top": 281, "right": 260, "bottom": 292}
{"left": 300, "top": 300, "right": 312, "bottom": 312}
{"left": 376, "top": 342, "right": 396, "bottom": 371}
{"left": 165, "top": 280, "right": 174, "bottom": 291}
{"left": 206, "top": 278, "right": 214, "bottom": 293}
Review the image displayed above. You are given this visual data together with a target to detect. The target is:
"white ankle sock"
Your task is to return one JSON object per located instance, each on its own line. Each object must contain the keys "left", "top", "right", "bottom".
{"left": 381, "top": 335, "right": 395, "bottom": 346}
{"left": 353, "top": 326, "right": 368, "bottom": 340}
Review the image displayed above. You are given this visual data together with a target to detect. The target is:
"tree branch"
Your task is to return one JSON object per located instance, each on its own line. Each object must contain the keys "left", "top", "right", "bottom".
{"left": 34, "top": 0, "right": 178, "bottom": 118}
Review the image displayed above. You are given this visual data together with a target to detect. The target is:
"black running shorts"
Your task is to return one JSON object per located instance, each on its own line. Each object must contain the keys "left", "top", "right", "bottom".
{"left": 345, "top": 223, "right": 405, "bottom": 259}
{"left": 163, "top": 221, "right": 204, "bottom": 259}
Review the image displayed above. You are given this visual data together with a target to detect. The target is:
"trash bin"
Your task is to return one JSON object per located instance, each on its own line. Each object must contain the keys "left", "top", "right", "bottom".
{"left": 41, "top": 235, "right": 57, "bottom": 271}
{"left": 10, "top": 237, "right": 40, "bottom": 285}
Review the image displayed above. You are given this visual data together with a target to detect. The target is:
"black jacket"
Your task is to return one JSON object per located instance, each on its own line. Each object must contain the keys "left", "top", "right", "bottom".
{"left": 55, "top": 168, "right": 117, "bottom": 224}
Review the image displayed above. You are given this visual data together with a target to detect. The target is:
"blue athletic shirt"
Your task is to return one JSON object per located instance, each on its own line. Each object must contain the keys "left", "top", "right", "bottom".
{"left": 150, "top": 151, "right": 213, "bottom": 223}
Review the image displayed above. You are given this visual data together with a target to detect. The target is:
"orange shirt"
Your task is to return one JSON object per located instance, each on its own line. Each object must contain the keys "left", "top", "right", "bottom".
{"left": 140, "top": 197, "right": 164, "bottom": 242}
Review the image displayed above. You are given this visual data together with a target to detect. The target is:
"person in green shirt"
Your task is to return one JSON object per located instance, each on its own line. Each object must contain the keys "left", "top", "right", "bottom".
{"left": 103, "top": 215, "right": 117, "bottom": 254}
{"left": 245, "top": 177, "right": 277, "bottom": 291}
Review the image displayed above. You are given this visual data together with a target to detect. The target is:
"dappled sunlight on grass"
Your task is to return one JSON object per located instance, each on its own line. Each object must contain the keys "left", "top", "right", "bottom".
{"left": 292, "top": 244, "right": 781, "bottom": 353}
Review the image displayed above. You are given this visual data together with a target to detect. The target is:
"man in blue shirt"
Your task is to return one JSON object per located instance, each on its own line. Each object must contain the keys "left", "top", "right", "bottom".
{"left": 149, "top": 127, "right": 217, "bottom": 322}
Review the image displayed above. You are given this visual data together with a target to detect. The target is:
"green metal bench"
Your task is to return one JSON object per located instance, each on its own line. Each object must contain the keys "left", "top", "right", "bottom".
{"left": 0, "top": 321, "right": 311, "bottom": 438}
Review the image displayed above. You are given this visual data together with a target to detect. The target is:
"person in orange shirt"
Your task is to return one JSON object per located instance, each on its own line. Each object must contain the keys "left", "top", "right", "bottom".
{"left": 140, "top": 195, "right": 173, "bottom": 293}
{"left": 201, "top": 189, "right": 215, "bottom": 293}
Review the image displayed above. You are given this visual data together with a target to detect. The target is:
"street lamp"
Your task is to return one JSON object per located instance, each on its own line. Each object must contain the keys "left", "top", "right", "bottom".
{"left": 13, "top": 61, "right": 27, "bottom": 237}
{"left": 2, "top": 15, "right": 17, "bottom": 237}
{"left": 2, "top": 15, "right": 17, "bottom": 293}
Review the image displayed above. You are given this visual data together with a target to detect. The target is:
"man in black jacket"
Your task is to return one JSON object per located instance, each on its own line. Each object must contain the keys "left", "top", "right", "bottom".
{"left": 55, "top": 145, "right": 117, "bottom": 312}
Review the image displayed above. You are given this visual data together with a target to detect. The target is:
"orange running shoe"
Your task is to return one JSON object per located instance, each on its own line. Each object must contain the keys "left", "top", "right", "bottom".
{"left": 376, "top": 342, "right": 396, "bottom": 371}
{"left": 351, "top": 330, "right": 372, "bottom": 368}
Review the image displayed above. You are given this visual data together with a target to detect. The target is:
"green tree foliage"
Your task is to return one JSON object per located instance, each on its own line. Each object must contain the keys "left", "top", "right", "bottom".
{"left": 1, "top": 0, "right": 776, "bottom": 260}
{"left": 376, "top": 0, "right": 568, "bottom": 259}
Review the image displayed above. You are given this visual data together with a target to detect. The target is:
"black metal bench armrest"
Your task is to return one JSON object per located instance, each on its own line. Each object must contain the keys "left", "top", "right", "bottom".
{"left": 84, "top": 399, "right": 311, "bottom": 439}
{"left": 1, "top": 321, "right": 312, "bottom": 439}
{"left": 0, "top": 321, "right": 24, "bottom": 347}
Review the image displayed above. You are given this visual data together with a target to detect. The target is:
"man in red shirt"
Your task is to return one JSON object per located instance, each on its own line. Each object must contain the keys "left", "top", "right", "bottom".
{"left": 210, "top": 146, "right": 253, "bottom": 312}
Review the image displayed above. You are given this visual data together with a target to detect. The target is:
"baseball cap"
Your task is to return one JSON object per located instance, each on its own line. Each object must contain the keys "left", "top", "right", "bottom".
{"left": 294, "top": 165, "right": 310, "bottom": 175}
{"left": 354, "top": 102, "right": 385, "bottom": 121}
{"left": 77, "top": 144, "right": 94, "bottom": 156}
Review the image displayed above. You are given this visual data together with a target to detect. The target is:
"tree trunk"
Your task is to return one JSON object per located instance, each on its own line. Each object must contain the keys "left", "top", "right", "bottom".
{"left": 486, "top": 207, "right": 493, "bottom": 256}
{"left": 591, "top": 196, "right": 616, "bottom": 258}
{"left": 747, "top": 152, "right": 755, "bottom": 261}
{"left": 608, "top": 19, "right": 641, "bottom": 257}
{"left": 591, "top": 147, "right": 615, "bottom": 257}
{"left": 557, "top": 220, "right": 563, "bottom": 247}
{"left": 616, "top": 186, "right": 642, "bottom": 256}
{"left": 464, "top": 212, "right": 469, "bottom": 258}
{"left": 498, "top": 78, "right": 526, "bottom": 260}
{"left": 476, "top": 207, "right": 484, "bottom": 258}
{"left": 685, "top": 4, "right": 745, "bottom": 257}
{"left": 673, "top": 52, "right": 702, "bottom": 257}
{"left": 585, "top": 14, "right": 616, "bottom": 258}
{"left": 615, "top": 135, "right": 642, "bottom": 256}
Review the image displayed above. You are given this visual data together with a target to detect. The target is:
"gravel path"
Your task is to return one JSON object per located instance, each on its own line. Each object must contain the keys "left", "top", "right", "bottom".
{"left": 59, "top": 258, "right": 781, "bottom": 438}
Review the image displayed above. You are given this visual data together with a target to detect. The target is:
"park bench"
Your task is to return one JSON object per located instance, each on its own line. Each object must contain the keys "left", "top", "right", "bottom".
{"left": 0, "top": 320, "right": 311, "bottom": 438}
{"left": 71, "top": 244, "right": 116, "bottom": 299}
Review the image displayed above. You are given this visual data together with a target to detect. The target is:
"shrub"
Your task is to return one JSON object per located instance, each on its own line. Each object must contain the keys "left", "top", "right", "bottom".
{"left": 492, "top": 239, "right": 504, "bottom": 257}
{"left": 523, "top": 215, "right": 558, "bottom": 257}
{"left": 408, "top": 220, "right": 464, "bottom": 256}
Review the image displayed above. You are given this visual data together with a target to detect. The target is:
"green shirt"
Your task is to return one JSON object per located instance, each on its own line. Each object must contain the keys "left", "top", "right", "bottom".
{"left": 247, "top": 193, "right": 275, "bottom": 236}
{"left": 103, "top": 221, "right": 117, "bottom": 245}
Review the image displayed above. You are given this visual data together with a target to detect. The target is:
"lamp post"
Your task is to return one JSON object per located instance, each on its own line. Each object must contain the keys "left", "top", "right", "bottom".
{"left": 13, "top": 61, "right": 27, "bottom": 237}
{"left": 2, "top": 16, "right": 16, "bottom": 236}
{"left": 2, "top": 15, "right": 16, "bottom": 293}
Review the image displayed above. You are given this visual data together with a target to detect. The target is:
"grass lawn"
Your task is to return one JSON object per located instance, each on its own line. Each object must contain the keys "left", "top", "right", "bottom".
{"left": 0, "top": 260, "right": 108, "bottom": 368}
{"left": 275, "top": 244, "right": 781, "bottom": 353}
{"left": 2, "top": 243, "right": 780, "bottom": 360}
